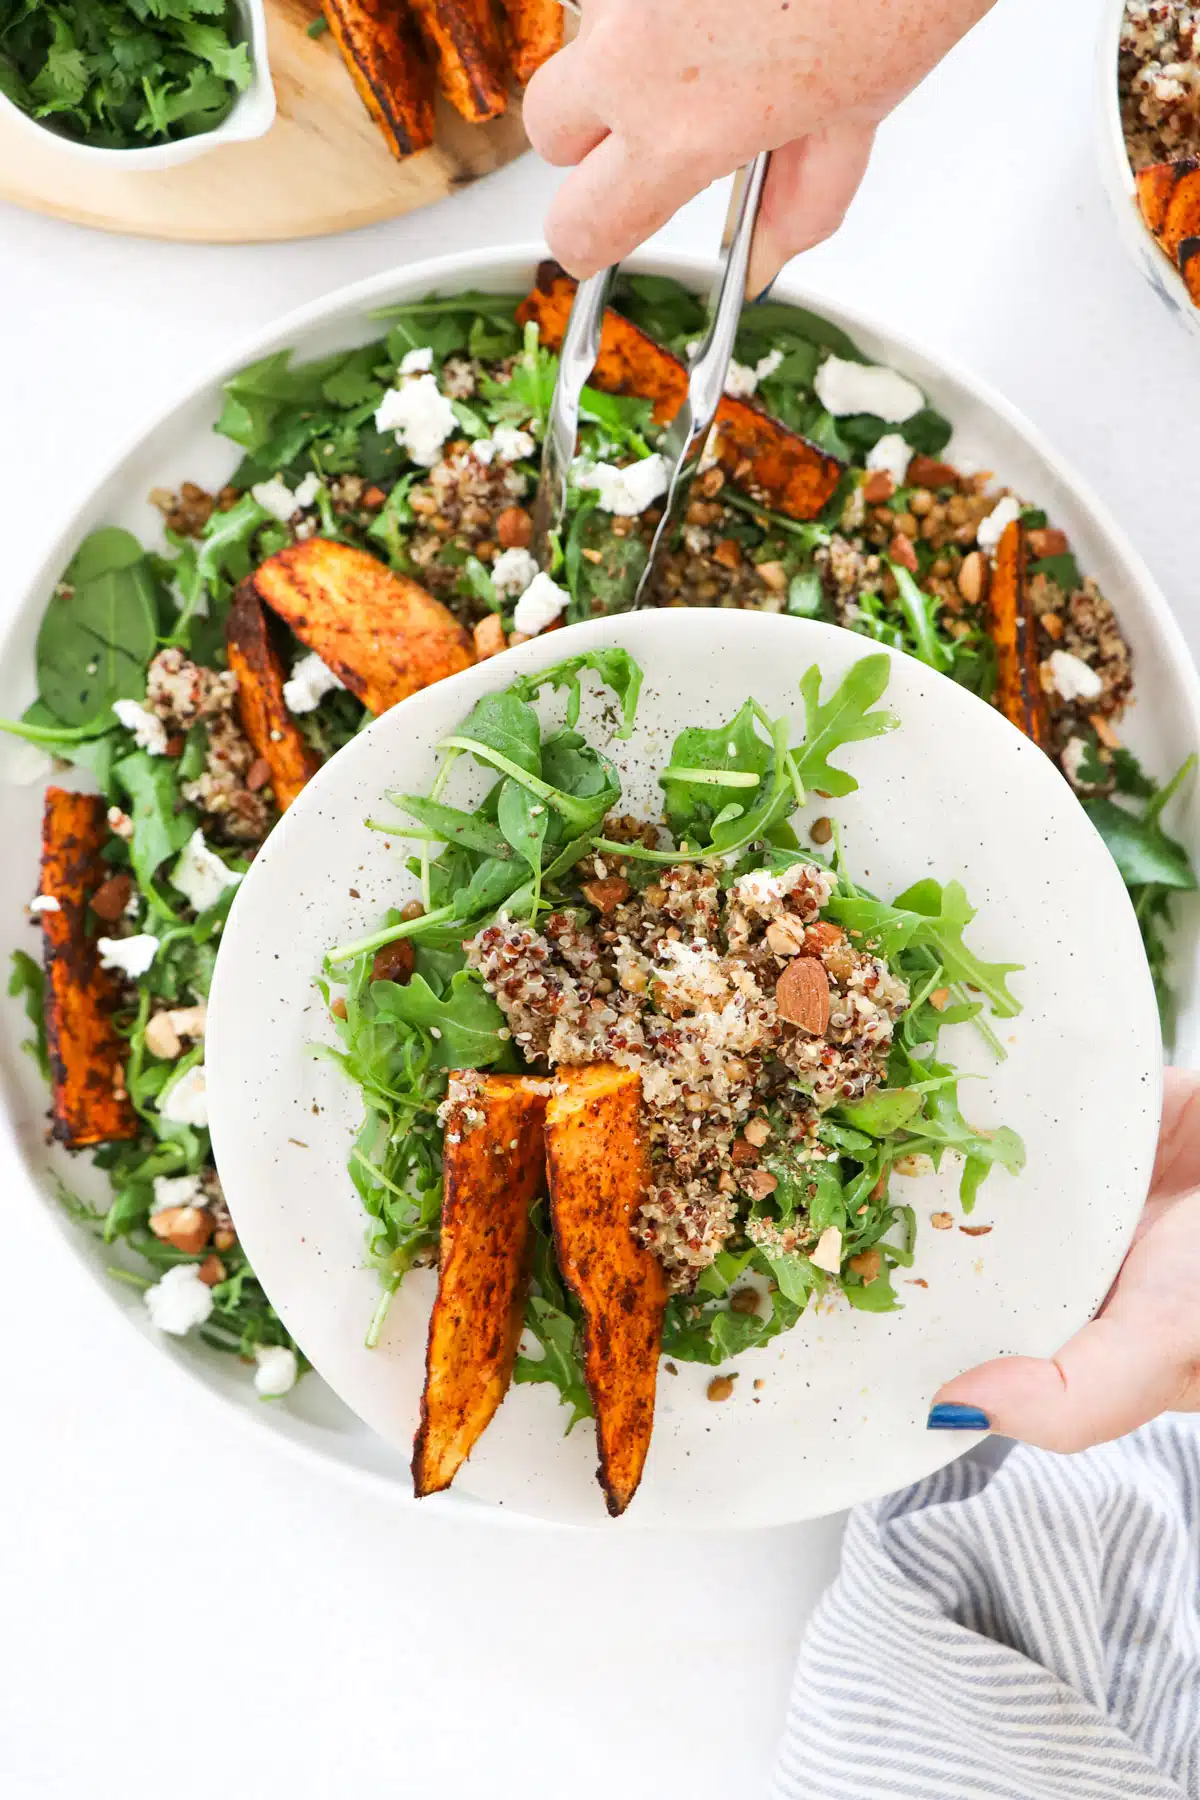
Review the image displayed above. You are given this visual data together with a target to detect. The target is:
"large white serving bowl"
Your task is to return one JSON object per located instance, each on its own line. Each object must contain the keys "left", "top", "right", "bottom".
{"left": 1096, "top": 0, "right": 1200, "bottom": 339}
{"left": 1, "top": 246, "right": 1197, "bottom": 1517}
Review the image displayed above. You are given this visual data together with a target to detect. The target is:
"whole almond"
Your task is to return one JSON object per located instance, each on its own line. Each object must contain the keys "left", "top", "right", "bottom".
{"left": 888, "top": 532, "right": 919, "bottom": 574}
{"left": 775, "top": 957, "right": 830, "bottom": 1035}
{"left": 957, "top": 550, "right": 986, "bottom": 606}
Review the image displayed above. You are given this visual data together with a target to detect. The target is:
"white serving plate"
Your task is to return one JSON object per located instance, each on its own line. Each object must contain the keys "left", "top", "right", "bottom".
{"left": 0, "top": 0, "right": 275, "bottom": 172}
{"left": 1, "top": 246, "right": 1197, "bottom": 1517}
{"left": 208, "top": 611, "right": 1161, "bottom": 1528}
{"left": 1096, "top": 0, "right": 1200, "bottom": 338}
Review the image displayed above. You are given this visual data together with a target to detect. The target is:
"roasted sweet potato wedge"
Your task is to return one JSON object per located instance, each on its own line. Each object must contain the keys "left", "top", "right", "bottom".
{"left": 498, "top": 0, "right": 563, "bottom": 84}
{"left": 517, "top": 263, "right": 844, "bottom": 520}
{"left": 1181, "top": 238, "right": 1200, "bottom": 305}
{"left": 1135, "top": 160, "right": 1181, "bottom": 236}
{"left": 409, "top": 0, "right": 508, "bottom": 122}
{"left": 41, "top": 789, "right": 138, "bottom": 1148}
{"left": 321, "top": 0, "right": 437, "bottom": 159}
{"left": 987, "top": 519, "right": 1050, "bottom": 752}
{"left": 413, "top": 1074, "right": 549, "bottom": 1497}
{"left": 226, "top": 582, "right": 321, "bottom": 811}
{"left": 250, "top": 539, "right": 475, "bottom": 716}
{"left": 1160, "top": 162, "right": 1200, "bottom": 261}
{"left": 545, "top": 1063, "right": 666, "bottom": 1517}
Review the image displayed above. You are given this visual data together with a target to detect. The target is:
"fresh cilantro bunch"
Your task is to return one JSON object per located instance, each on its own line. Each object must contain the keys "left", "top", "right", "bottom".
{"left": 0, "top": 0, "right": 253, "bottom": 149}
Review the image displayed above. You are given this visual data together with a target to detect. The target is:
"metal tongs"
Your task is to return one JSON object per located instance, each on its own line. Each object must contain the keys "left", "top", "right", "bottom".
{"left": 531, "top": 151, "right": 771, "bottom": 605}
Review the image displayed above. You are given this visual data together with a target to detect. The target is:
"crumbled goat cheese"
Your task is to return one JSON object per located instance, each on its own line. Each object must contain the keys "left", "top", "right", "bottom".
{"left": 469, "top": 438, "right": 496, "bottom": 465}
{"left": 399, "top": 346, "right": 434, "bottom": 375}
{"left": 1047, "top": 649, "right": 1104, "bottom": 703}
{"left": 491, "top": 546, "right": 539, "bottom": 601}
{"left": 254, "top": 1345, "right": 299, "bottom": 1397}
{"left": 722, "top": 348, "right": 785, "bottom": 399}
{"left": 144, "top": 1263, "right": 214, "bottom": 1336}
{"left": 574, "top": 454, "right": 669, "bottom": 516}
{"left": 172, "top": 829, "right": 242, "bottom": 914}
{"left": 29, "top": 895, "right": 60, "bottom": 914}
{"left": 252, "top": 476, "right": 302, "bottom": 523}
{"left": 976, "top": 495, "right": 1022, "bottom": 557}
{"left": 513, "top": 571, "right": 569, "bottom": 636}
{"left": 1061, "top": 736, "right": 1095, "bottom": 789}
{"left": 493, "top": 426, "right": 535, "bottom": 462}
{"left": 813, "top": 356, "right": 924, "bottom": 423}
{"left": 283, "top": 651, "right": 345, "bottom": 714}
{"left": 151, "top": 1173, "right": 205, "bottom": 1215}
{"left": 865, "top": 433, "right": 913, "bottom": 485}
{"left": 375, "top": 374, "right": 457, "bottom": 466}
{"left": 98, "top": 933, "right": 160, "bottom": 978}
{"left": 292, "top": 472, "right": 321, "bottom": 509}
{"left": 809, "top": 1225, "right": 843, "bottom": 1273}
{"left": 159, "top": 1063, "right": 208, "bottom": 1127}
{"left": 112, "top": 698, "right": 169, "bottom": 755}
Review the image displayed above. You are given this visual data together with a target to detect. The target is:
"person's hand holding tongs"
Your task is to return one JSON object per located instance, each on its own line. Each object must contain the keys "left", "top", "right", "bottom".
{"left": 531, "top": 156, "right": 770, "bottom": 599}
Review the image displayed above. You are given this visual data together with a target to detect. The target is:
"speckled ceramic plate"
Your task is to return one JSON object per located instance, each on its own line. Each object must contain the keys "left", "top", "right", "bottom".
{"left": 206, "top": 611, "right": 1161, "bottom": 1528}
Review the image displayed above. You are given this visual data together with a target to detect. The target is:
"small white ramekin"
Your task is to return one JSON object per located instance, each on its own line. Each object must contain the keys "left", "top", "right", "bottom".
{"left": 1096, "top": 0, "right": 1200, "bottom": 337}
{"left": 0, "top": 0, "right": 275, "bottom": 171}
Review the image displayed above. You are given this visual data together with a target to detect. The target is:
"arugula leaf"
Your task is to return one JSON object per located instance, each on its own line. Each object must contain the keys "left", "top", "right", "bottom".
{"left": 446, "top": 692, "right": 543, "bottom": 778}
{"left": 661, "top": 700, "right": 774, "bottom": 838}
{"left": 8, "top": 950, "right": 49, "bottom": 1079}
{"left": 794, "top": 654, "right": 899, "bottom": 797}
{"left": 508, "top": 649, "right": 644, "bottom": 738}
{"left": 390, "top": 794, "right": 513, "bottom": 859}
{"left": 497, "top": 779, "right": 549, "bottom": 913}
{"left": 888, "top": 564, "right": 953, "bottom": 673}
{"left": 513, "top": 1295, "right": 593, "bottom": 1430}
{"left": 369, "top": 970, "right": 510, "bottom": 1069}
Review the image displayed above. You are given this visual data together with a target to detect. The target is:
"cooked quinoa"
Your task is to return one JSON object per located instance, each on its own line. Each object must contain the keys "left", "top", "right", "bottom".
{"left": 467, "top": 848, "right": 909, "bottom": 1291}
{"left": 1120, "top": 0, "right": 1200, "bottom": 168}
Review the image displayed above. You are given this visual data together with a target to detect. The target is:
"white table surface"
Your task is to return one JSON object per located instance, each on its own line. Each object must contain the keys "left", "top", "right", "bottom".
{"left": 3, "top": 0, "right": 1199, "bottom": 1794}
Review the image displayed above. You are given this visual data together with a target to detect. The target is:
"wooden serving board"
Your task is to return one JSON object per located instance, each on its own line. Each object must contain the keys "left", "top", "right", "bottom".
{"left": 0, "top": 0, "right": 531, "bottom": 244}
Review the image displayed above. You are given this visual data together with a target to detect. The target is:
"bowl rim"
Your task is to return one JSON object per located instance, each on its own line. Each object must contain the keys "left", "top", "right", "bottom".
{"left": 1095, "top": 0, "right": 1200, "bottom": 326}
{"left": 0, "top": 0, "right": 275, "bottom": 169}
{"left": 4, "top": 239, "right": 1199, "bottom": 1517}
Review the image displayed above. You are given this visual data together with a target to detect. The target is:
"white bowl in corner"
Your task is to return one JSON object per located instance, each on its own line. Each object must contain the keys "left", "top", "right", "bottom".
{"left": 1096, "top": 0, "right": 1200, "bottom": 337}
{"left": 0, "top": 0, "right": 275, "bottom": 171}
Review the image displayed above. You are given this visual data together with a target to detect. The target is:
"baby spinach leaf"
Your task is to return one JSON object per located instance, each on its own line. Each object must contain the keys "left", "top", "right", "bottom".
{"left": 1083, "top": 798, "right": 1197, "bottom": 891}
{"left": 837, "top": 1087, "right": 924, "bottom": 1136}
{"left": 114, "top": 751, "right": 197, "bottom": 896}
{"left": 37, "top": 533, "right": 161, "bottom": 726}
{"left": 447, "top": 692, "right": 542, "bottom": 777}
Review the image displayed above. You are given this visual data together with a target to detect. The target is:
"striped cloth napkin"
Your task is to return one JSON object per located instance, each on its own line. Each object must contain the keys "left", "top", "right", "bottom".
{"left": 770, "top": 1419, "right": 1200, "bottom": 1799}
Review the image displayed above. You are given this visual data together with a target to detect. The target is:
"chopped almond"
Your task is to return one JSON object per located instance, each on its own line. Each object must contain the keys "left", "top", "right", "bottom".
{"left": 929, "top": 987, "right": 950, "bottom": 1011}
{"left": 741, "top": 1168, "right": 778, "bottom": 1201}
{"left": 848, "top": 1246, "right": 882, "bottom": 1285}
{"left": 889, "top": 533, "right": 919, "bottom": 574}
{"left": 730, "top": 1137, "right": 760, "bottom": 1166}
{"left": 742, "top": 1116, "right": 771, "bottom": 1148}
{"left": 765, "top": 918, "right": 805, "bottom": 956}
{"left": 473, "top": 614, "right": 507, "bottom": 660}
{"left": 712, "top": 538, "right": 742, "bottom": 570}
{"left": 775, "top": 957, "right": 831, "bottom": 1034}
{"left": 959, "top": 1224, "right": 993, "bottom": 1237}
{"left": 150, "top": 1206, "right": 213, "bottom": 1254}
{"left": 931, "top": 1211, "right": 953, "bottom": 1230}
{"left": 907, "top": 455, "right": 958, "bottom": 488}
{"left": 1041, "top": 612, "right": 1063, "bottom": 641}
{"left": 1090, "top": 712, "right": 1121, "bottom": 749}
{"left": 803, "top": 920, "right": 845, "bottom": 953}
{"left": 581, "top": 876, "right": 631, "bottom": 914}
{"left": 1027, "top": 527, "right": 1068, "bottom": 559}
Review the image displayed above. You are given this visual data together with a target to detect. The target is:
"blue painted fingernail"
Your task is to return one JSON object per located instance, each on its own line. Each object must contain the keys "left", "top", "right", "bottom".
{"left": 927, "top": 1403, "right": 990, "bottom": 1431}
{"left": 752, "top": 281, "right": 776, "bottom": 305}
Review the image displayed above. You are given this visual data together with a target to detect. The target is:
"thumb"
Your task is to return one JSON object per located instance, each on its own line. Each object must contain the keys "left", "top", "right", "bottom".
{"left": 930, "top": 1308, "right": 1195, "bottom": 1453}
{"left": 747, "top": 122, "right": 877, "bottom": 299}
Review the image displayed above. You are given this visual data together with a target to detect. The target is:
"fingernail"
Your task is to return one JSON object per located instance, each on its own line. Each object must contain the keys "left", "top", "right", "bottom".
{"left": 927, "top": 1403, "right": 990, "bottom": 1431}
{"left": 751, "top": 280, "right": 776, "bottom": 305}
